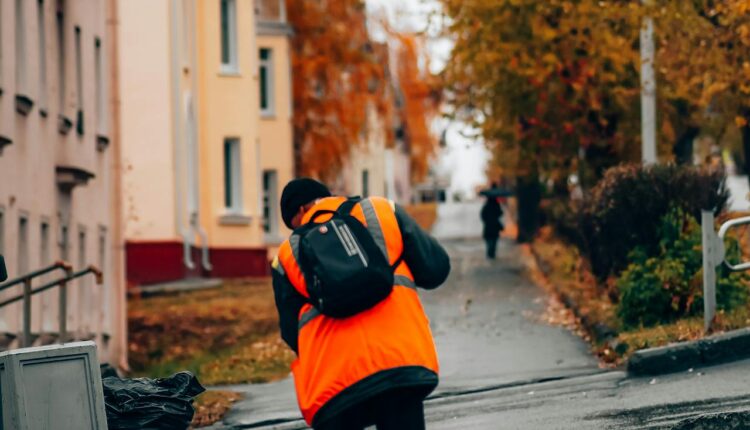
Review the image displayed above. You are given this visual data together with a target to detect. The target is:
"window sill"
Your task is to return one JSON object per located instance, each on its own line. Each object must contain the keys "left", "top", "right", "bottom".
{"left": 219, "top": 66, "right": 241, "bottom": 77}
{"left": 15, "top": 94, "right": 35, "bottom": 116}
{"left": 0, "top": 134, "right": 13, "bottom": 155}
{"left": 58, "top": 114, "right": 73, "bottom": 135}
{"left": 219, "top": 213, "right": 252, "bottom": 226}
{"left": 260, "top": 112, "right": 276, "bottom": 120}
{"left": 96, "top": 134, "right": 110, "bottom": 152}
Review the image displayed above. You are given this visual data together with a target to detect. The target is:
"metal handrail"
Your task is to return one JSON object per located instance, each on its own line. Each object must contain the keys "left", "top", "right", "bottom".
{"left": 0, "top": 263, "right": 102, "bottom": 348}
{"left": 0, "top": 260, "right": 73, "bottom": 292}
{"left": 718, "top": 215, "right": 750, "bottom": 271}
{"left": 0, "top": 266, "right": 102, "bottom": 308}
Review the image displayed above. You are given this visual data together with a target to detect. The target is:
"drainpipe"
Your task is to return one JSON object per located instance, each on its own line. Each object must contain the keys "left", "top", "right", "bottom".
{"left": 170, "top": 0, "right": 194, "bottom": 270}
{"left": 107, "top": 0, "right": 129, "bottom": 371}
{"left": 187, "top": 0, "right": 212, "bottom": 271}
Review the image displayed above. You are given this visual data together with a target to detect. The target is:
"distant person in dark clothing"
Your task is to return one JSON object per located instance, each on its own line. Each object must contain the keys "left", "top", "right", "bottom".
{"left": 481, "top": 196, "right": 504, "bottom": 259}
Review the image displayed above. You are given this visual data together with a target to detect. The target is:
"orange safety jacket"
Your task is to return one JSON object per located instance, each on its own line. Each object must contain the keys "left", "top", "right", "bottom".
{"left": 274, "top": 196, "right": 440, "bottom": 426}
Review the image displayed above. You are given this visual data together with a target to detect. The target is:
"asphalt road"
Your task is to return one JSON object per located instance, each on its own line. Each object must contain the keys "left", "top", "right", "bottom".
{"left": 209, "top": 202, "right": 750, "bottom": 429}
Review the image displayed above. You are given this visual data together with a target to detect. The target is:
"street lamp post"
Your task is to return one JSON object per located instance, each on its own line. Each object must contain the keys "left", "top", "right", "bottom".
{"left": 640, "top": 0, "right": 657, "bottom": 164}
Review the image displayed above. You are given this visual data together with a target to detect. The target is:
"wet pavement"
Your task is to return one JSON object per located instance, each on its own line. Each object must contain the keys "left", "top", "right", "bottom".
{"left": 210, "top": 202, "right": 600, "bottom": 428}
{"left": 208, "top": 202, "right": 750, "bottom": 429}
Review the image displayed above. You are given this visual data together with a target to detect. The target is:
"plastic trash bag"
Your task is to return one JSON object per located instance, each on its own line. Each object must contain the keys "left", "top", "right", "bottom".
{"left": 102, "top": 371, "right": 206, "bottom": 430}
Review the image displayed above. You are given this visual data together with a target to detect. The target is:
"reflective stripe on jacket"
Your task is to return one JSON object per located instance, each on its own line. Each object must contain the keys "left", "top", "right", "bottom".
{"left": 276, "top": 196, "right": 440, "bottom": 426}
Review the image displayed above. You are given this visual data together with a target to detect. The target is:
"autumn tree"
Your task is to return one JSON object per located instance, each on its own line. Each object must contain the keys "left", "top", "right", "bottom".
{"left": 652, "top": 1, "right": 750, "bottom": 170}
{"left": 391, "top": 33, "right": 440, "bottom": 183}
{"left": 440, "top": 0, "right": 644, "bottom": 241}
{"left": 286, "top": 0, "right": 441, "bottom": 186}
{"left": 286, "top": 0, "right": 392, "bottom": 182}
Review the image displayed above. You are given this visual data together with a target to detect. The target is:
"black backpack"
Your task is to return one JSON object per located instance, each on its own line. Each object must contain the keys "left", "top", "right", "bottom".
{"left": 293, "top": 197, "right": 402, "bottom": 318}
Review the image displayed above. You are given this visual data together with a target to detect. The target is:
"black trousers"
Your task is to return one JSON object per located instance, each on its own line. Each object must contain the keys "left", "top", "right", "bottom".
{"left": 315, "top": 388, "right": 426, "bottom": 430}
{"left": 485, "top": 237, "right": 498, "bottom": 259}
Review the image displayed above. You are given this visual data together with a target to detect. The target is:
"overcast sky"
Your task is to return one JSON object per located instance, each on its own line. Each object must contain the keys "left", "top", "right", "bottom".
{"left": 365, "top": 0, "right": 491, "bottom": 198}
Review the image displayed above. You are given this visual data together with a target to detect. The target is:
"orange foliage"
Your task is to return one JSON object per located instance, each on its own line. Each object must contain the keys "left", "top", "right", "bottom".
{"left": 286, "top": 0, "right": 441, "bottom": 184}
{"left": 392, "top": 34, "right": 439, "bottom": 183}
{"left": 286, "top": 0, "right": 393, "bottom": 182}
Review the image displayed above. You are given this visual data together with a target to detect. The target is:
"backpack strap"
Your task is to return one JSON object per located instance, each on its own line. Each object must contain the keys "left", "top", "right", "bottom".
{"left": 336, "top": 196, "right": 361, "bottom": 216}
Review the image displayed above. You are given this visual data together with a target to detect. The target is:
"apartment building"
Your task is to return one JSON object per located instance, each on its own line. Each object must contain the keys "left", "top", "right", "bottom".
{"left": 0, "top": 0, "right": 127, "bottom": 367}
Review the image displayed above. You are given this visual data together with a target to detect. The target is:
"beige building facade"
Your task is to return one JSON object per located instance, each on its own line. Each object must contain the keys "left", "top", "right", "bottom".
{"left": 0, "top": 0, "right": 127, "bottom": 367}
{"left": 120, "top": 0, "right": 294, "bottom": 285}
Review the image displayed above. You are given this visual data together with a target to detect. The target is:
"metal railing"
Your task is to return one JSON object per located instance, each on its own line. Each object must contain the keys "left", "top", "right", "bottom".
{"left": 0, "top": 261, "right": 103, "bottom": 348}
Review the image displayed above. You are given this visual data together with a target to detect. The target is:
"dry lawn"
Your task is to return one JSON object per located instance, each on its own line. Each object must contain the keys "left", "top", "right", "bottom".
{"left": 128, "top": 279, "right": 295, "bottom": 427}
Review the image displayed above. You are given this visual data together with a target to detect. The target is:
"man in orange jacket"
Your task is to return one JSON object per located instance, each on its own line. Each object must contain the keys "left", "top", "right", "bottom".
{"left": 271, "top": 178, "right": 451, "bottom": 430}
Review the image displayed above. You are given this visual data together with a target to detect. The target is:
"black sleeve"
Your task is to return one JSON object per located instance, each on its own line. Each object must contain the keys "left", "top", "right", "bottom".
{"left": 271, "top": 262, "right": 306, "bottom": 354}
{"left": 394, "top": 204, "right": 451, "bottom": 289}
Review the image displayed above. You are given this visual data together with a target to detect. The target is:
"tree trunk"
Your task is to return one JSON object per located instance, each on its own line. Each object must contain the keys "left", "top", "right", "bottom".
{"left": 743, "top": 119, "right": 750, "bottom": 182}
{"left": 674, "top": 126, "right": 700, "bottom": 166}
{"left": 516, "top": 173, "right": 542, "bottom": 243}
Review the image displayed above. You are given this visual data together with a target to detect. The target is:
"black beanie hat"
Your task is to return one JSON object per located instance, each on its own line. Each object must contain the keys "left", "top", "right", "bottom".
{"left": 280, "top": 178, "right": 331, "bottom": 229}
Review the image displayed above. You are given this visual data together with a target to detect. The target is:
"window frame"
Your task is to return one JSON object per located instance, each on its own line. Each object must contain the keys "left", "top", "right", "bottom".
{"left": 15, "top": 0, "right": 27, "bottom": 93}
{"left": 223, "top": 138, "right": 243, "bottom": 213}
{"left": 262, "top": 169, "right": 279, "bottom": 236}
{"left": 259, "top": 47, "right": 275, "bottom": 117}
{"left": 37, "top": 0, "right": 47, "bottom": 111}
{"left": 219, "top": 0, "right": 238, "bottom": 74}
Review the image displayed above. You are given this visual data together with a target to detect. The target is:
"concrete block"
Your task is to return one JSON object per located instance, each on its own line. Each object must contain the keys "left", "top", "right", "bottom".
{"left": 0, "top": 341, "right": 108, "bottom": 430}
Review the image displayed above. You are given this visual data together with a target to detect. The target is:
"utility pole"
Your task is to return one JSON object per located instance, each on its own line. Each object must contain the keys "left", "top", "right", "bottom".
{"left": 640, "top": 0, "right": 657, "bottom": 164}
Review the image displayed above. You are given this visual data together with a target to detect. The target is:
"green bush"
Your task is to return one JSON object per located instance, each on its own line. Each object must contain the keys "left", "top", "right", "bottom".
{"left": 617, "top": 208, "right": 748, "bottom": 329}
{"left": 580, "top": 164, "right": 728, "bottom": 279}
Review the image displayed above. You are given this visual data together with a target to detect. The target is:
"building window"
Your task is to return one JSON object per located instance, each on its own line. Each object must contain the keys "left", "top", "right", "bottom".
{"left": 18, "top": 216, "right": 29, "bottom": 276}
{"left": 74, "top": 26, "right": 83, "bottom": 135}
{"left": 259, "top": 48, "right": 274, "bottom": 116}
{"left": 94, "top": 37, "right": 104, "bottom": 132}
{"left": 0, "top": 208, "right": 5, "bottom": 255}
{"left": 223, "top": 138, "right": 242, "bottom": 212}
{"left": 40, "top": 221, "right": 50, "bottom": 269}
{"left": 37, "top": 0, "right": 47, "bottom": 110}
{"left": 58, "top": 224, "right": 68, "bottom": 261}
{"left": 78, "top": 227, "right": 88, "bottom": 329}
{"left": 40, "top": 221, "right": 51, "bottom": 329}
{"left": 97, "top": 226, "right": 106, "bottom": 274}
{"left": 263, "top": 170, "right": 278, "bottom": 234}
{"left": 56, "top": 5, "right": 65, "bottom": 113}
{"left": 255, "top": 0, "right": 286, "bottom": 22}
{"left": 15, "top": 0, "right": 27, "bottom": 92}
{"left": 0, "top": 0, "right": 3, "bottom": 87}
{"left": 219, "top": 0, "right": 237, "bottom": 73}
{"left": 362, "top": 170, "right": 370, "bottom": 198}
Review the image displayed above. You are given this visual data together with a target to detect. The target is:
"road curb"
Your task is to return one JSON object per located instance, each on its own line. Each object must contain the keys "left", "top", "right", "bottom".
{"left": 524, "top": 244, "right": 618, "bottom": 344}
{"left": 627, "top": 327, "right": 750, "bottom": 376}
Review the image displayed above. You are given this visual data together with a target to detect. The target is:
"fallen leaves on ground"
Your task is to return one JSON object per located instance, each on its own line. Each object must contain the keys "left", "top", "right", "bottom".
{"left": 127, "top": 278, "right": 294, "bottom": 382}
{"left": 190, "top": 390, "right": 243, "bottom": 428}
{"left": 529, "top": 226, "right": 750, "bottom": 367}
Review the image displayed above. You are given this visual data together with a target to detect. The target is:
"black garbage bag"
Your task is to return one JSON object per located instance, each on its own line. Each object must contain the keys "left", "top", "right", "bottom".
{"left": 102, "top": 371, "right": 206, "bottom": 430}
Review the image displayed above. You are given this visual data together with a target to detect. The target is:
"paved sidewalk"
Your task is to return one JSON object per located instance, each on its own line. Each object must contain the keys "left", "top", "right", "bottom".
{"left": 210, "top": 203, "right": 599, "bottom": 429}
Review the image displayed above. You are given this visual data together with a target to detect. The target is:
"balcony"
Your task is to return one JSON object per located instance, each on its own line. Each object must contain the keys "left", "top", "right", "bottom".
{"left": 56, "top": 166, "right": 95, "bottom": 192}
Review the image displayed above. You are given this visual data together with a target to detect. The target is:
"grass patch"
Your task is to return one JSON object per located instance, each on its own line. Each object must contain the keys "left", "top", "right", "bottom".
{"left": 129, "top": 279, "right": 295, "bottom": 427}
{"left": 404, "top": 203, "right": 438, "bottom": 232}
{"left": 128, "top": 278, "right": 294, "bottom": 385}
{"left": 530, "top": 226, "right": 750, "bottom": 366}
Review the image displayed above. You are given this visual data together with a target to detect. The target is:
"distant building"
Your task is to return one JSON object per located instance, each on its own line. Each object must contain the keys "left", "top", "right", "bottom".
{"left": 119, "top": 0, "right": 294, "bottom": 286}
{"left": 0, "top": 0, "right": 127, "bottom": 367}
